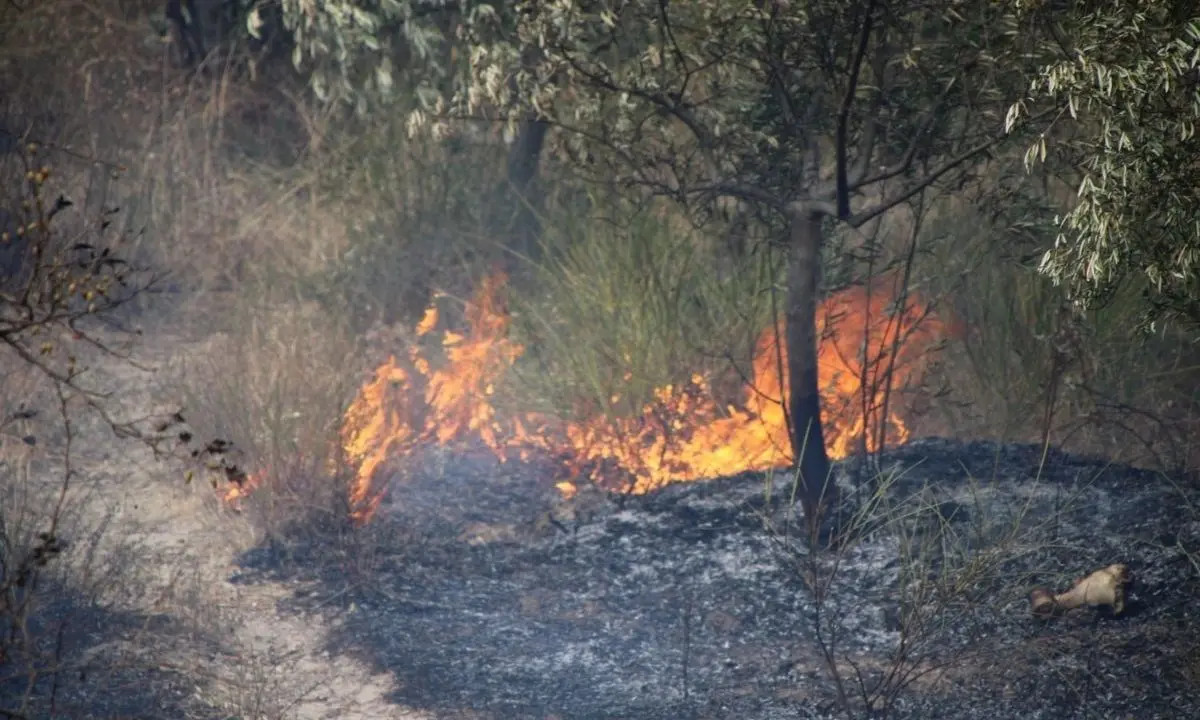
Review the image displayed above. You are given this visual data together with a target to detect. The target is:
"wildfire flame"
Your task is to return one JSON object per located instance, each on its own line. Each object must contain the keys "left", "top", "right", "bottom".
{"left": 222, "top": 475, "right": 258, "bottom": 507}
{"left": 331, "top": 272, "right": 944, "bottom": 525}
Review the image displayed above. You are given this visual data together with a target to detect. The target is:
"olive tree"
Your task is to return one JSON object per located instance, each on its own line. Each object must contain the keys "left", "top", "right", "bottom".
{"left": 438, "top": 0, "right": 1051, "bottom": 538}
{"left": 1010, "top": 0, "right": 1200, "bottom": 330}
{"left": 275, "top": 0, "right": 1046, "bottom": 538}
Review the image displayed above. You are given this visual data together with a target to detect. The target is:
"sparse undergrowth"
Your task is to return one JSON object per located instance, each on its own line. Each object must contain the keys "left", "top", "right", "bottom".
{"left": 169, "top": 297, "right": 362, "bottom": 539}
{"left": 0, "top": 142, "right": 207, "bottom": 718}
{"left": 759, "top": 442, "right": 1200, "bottom": 718}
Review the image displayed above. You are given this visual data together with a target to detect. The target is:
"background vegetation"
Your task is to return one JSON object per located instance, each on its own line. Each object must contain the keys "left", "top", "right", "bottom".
{"left": 2, "top": 0, "right": 1198, "bottom": 716}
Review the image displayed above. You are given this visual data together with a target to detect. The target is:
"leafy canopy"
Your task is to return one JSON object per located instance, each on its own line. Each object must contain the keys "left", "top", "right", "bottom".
{"left": 269, "top": 0, "right": 470, "bottom": 114}
{"left": 1010, "top": 0, "right": 1200, "bottom": 329}
{"left": 274, "top": 0, "right": 1037, "bottom": 212}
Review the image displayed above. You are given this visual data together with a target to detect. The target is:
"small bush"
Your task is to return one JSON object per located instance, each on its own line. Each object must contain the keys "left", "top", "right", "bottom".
{"left": 171, "top": 298, "right": 363, "bottom": 540}
{"left": 295, "top": 115, "right": 511, "bottom": 332}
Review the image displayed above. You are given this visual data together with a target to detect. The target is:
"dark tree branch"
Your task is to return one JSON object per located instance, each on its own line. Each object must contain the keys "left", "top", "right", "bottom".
{"left": 846, "top": 107, "right": 1057, "bottom": 228}
{"left": 835, "top": 0, "right": 877, "bottom": 218}
{"left": 556, "top": 46, "right": 715, "bottom": 151}
{"left": 686, "top": 182, "right": 788, "bottom": 213}
{"left": 657, "top": 0, "right": 691, "bottom": 82}
{"left": 851, "top": 75, "right": 961, "bottom": 191}
{"left": 843, "top": 30, "right": 897, "bottom": 193}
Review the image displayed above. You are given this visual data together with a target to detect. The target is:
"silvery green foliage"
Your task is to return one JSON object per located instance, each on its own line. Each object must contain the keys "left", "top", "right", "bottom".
{"left": 261, "top": 0, "right": 467, "bottom": 115}
{"left": 433, "top": 0, "right": 1033, "bottom": 211}
{"left": 268, "top": 0, "right": 1035, "bottom": 203}
{"left": 453, "top": 1, "right": 779, "bottom": 181}
{"left": 1009, "top": 1, "right": 1200, "bottom": 329}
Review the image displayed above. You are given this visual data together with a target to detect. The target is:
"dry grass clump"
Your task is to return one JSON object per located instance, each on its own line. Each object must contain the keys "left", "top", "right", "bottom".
{"left": 169, "top": 298, "right": 363, "bottom": 537}
{"left": 503, "top": 199, "right": 776, "bottom": 425}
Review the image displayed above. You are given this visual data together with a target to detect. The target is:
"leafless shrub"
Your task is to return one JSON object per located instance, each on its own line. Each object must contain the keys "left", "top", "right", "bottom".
{"left": 0, "top": 139, "right": 225, "bottom": 718}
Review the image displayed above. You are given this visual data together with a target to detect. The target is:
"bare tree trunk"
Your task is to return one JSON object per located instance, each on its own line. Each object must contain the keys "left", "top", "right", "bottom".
{"left": 503, "top": 117, "right": 549, "bottom": 268}
{"left": 166, "top": 0, "right": 206, "bottom": 67}
{"left": 786, "top": 208, "right": 834, "bottom": 540}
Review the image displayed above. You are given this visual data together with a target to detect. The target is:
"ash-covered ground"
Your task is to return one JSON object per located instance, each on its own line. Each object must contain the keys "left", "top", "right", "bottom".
{"left": 233, "top": 439, "right": 1200, "bottom": 720}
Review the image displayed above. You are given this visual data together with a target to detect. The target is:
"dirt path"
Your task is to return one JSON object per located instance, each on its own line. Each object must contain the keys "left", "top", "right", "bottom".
{"left": 64, "top": 330, "right": 426, "bottom": 720}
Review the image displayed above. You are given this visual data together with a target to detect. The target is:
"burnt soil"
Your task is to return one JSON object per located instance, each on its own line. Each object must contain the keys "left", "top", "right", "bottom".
{"left": 231, "top": 439, "right": 1200, "bottom": 720}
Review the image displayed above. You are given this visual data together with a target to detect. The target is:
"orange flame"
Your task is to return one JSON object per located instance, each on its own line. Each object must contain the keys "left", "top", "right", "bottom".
{"left": 220, "top": 467, "right": 268, "bottom": 509}
{"left": 337, "top": 272, "right": 945, "bottom": 525}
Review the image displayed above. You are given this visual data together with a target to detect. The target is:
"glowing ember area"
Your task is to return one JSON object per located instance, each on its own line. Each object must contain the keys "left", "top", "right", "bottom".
{"left": 337, "top": 272, "right": 945, "bottom": 526}
{"left": 218, "top": 465, "right": 279, "bottom": 510}
{"left": 222, "top": 476, "right": 258, "bottom": 507}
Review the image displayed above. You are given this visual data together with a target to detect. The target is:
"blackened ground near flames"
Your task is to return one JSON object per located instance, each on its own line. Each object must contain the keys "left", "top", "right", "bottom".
{"left": 232, "top": 439, "right": 1200, "bottom": 720}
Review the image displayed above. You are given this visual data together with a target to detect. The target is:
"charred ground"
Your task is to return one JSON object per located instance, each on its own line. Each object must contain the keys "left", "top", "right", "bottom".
{"left": 230, "top": 439, "right": 1200, "bottom": 720}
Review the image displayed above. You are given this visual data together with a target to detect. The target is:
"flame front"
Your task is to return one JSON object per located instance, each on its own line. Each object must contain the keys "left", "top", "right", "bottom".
{"left": 339, "top": 273, "right": 525, "bottom": 523}
{"left": 332, "top": 272, "right": 944, "bottom": 525}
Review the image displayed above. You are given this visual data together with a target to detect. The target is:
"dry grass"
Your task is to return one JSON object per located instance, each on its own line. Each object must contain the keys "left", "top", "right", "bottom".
{"left": 167, "top": 299, "right": 362, "bottom": 541}
{"left": 504, "top": 199, "right": 776, "bottom": 422}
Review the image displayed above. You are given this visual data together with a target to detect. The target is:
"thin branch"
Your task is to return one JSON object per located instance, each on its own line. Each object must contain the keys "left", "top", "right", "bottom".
{"left": 657, "top": 0, "right": 691, "bottom": 85}
{"left": 556, "top": 46, "right": 715, "bottom": 151}
{"left": 835, "top": 0, "right": 877, "bottom": 218}
{"left": 850, "top": 75, "right": 962, "bottom": 191}
{"left": 847, "top": 106, "right": 1058, "bottom": 228}
{"left": 0, "top": 332, "right": 164, "bottom": 445}
{"left": 686, "top": 182, "right": 787, "bottom": 213}
{"left": 843, "top": 36, "right": 893, "bottom": 193}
